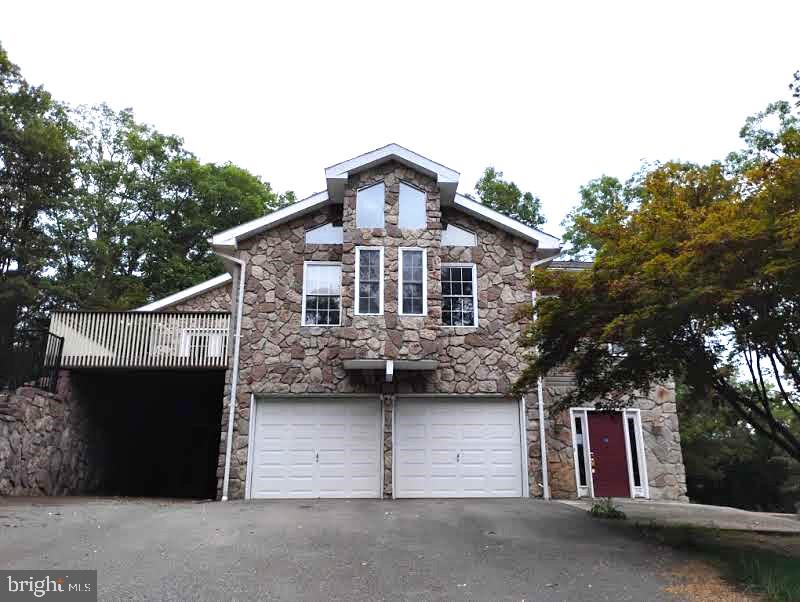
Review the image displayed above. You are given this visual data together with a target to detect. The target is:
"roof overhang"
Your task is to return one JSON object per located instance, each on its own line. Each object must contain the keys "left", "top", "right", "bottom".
{"left": 210, "top": 190, "right": 330, "bottom": 251}
{"left": 450, "top": 193, "right": 562, "bottom": 253}
{"left": 206, "top": 145, "right": 561, "bottom": 255}
{"left": 325, "top": 143, "right": 459, "bottom": 205}
{"left": 343, "top": 358, "right": 438, "bottom": 382}
{"left": 135, "top": 273, "right": 232, "bottom": 312}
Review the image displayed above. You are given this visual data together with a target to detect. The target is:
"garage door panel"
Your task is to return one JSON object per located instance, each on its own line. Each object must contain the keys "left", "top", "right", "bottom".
{"left": 250, "top": 399, "right": 381, "bottom": 499}
{"left": 395, "top": 398, "right": 523, "bottom": 498}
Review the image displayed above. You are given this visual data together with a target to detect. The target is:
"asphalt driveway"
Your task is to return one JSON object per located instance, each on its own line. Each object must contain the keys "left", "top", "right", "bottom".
{"left": 0, "top": 497, "right": 686, "bottom": 601}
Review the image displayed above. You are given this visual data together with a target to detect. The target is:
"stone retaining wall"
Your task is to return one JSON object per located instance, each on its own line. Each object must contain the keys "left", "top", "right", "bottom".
{"left": 0, "top": 372, "right": 99, "bottom": 496}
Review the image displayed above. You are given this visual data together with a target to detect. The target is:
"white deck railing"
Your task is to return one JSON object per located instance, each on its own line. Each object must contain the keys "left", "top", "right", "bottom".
{"left": 49, "top": 311, "right": 231, "bottom": 369}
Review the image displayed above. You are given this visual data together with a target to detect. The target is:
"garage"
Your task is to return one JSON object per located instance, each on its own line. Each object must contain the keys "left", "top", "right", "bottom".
{"left": 247, "top": 397, "right": 382, "bottom": 499}
{"left": 394, "top": 397, "right": 525, "bottom": 498}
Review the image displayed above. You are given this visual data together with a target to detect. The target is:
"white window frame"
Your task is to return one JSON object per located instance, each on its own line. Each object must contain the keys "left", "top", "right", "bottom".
{"left": 398, "top": 247, "right": 427, "bottom": 316}
{"left": 441, "top": 223, "right": 477, "bottom": 247}
{"left": 355, "top": 181, "right": 385, "bottom": 229}
{"left": 305, "top": 222, "right": 344, "bottom": 244}
{"left": 441, "top": 262, "right": 479, "bottom": 328}
{"left": 398, "top": 180, "right": 427, "bottom": 230}
{"left": 355, "top": 246, "right": 384, "bottom": 316}
{"left": 568, "top": 407, "right": 650, "bottom": 499}
{"left": 301, "top": 261, "right": 343, "bottom": 327}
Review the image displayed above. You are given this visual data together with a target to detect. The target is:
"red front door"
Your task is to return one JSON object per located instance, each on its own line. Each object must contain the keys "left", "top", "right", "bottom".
{"left": 587, "top": 412, "right": 630, "bottom": 497}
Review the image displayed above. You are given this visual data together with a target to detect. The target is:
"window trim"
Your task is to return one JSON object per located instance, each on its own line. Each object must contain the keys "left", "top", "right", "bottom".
{"left": 568, "top": 407, "right": 650, "bottom": 499}
{"left": 397, "top": 247, "right": 428, "bottom": 316}
{"left": 355, "top": 181, "right": 385, "bottom": 229}
{"left": 441, "top": 262, "right": 479, "bottom": 328}
{"left": 354, "top": 246, "right": 384, "bottom": 316}
{"left": 304, "top": 222, "right": 344, "bottom": 245}
{"left": 300, "top": 260, "right": 343, "bottom": 327}
{"left": 398, "top": 180, "right": 427, "bottom": 230}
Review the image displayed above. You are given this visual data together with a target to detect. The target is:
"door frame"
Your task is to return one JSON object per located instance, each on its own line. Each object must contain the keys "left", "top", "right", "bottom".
{"left": 569, "top": 408, "right": 649, "bottom": 499}
{"left": 392, "top": 394, "right": 527, "bottom": 499}
{"left": 245, "top": 395, "right": 383, "bottom": 500}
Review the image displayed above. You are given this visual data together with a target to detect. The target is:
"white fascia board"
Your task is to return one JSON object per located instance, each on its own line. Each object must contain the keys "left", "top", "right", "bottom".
{"left": 210, "top": 190, "right": 330, "bottom": 249}
{"left": 325, "top": 143, "right": 460, "bottom": 204}
{"left": 135, "top": 273, "right": 232, "bottom": 312}
{"left": 452, "top": 193, "right": 562, "bottom": 250}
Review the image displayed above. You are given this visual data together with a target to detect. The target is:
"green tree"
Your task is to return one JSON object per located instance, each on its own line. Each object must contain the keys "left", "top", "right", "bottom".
{"left": 473, "top": 167, "right": 545, "bottom": 228}
{"left": 561, "top": 175, "right": 628, "bottom": 259}
{"left": 0, "top": 42, "right": 73, "bottom": 342}
{"left": 677, "top": 380, "right": 798, "bottom": 512}
{"left": 516, "top": 92, "right": 800, "bottom": 462}
{"left": 48, "top": 104, "right": 285, "bottom": 310}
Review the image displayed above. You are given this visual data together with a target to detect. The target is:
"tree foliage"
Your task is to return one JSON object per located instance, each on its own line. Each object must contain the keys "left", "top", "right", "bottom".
{"left": 474, "top": 166, "right": 545, "bottom": 228}
{"left": 0, "top": 42, "right": 290, "bottom": 323}
{"left": 561, "top": 175, "right": 629, "bottom": 259}
{"left": 48, "top": 104, "right": 284, "bottom": 310}
{"left": 516, "top": 86, "right": 800, "bottom": 462}
{"left": 0, "top": 43, "right": 73, "bottom": 341}
{"left": 677, "top": 379, "right": 798, "bottom": 512}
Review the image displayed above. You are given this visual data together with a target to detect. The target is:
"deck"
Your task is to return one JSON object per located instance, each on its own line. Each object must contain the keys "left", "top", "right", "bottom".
{"left": 49, "top": 311, "right": 231, "bottom": 369}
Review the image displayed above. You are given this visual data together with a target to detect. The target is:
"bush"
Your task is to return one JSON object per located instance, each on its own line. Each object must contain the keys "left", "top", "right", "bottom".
{"left": 589, "top": 497, "right": 627, "bottom": 519}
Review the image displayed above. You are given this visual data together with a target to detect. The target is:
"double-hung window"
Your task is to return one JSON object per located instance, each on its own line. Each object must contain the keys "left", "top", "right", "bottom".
{"left": 442, "top": 264, "right": 478, "bottom": 326}
{"left": 398, "top": 248, "right": 426, "bottom": 315}
{"left": 302, "top": 262, "right": 342, "bottom": 326}
{"left": 355, "top": 247, "right": 383, "bottom": 315}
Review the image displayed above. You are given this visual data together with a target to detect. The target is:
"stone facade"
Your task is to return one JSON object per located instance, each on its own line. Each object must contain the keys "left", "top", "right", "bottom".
{"left": 216, "top": 161, "right": 539, "bottom": 499}
{"left": 203, "top": 159, "right": 686, "bottom": 502}
{"left": 538, "top": 372, "right": 688, "bottom": 501}
{"left": 168, "top": 282, "right": 232, "bottom": 313}
{"left": 0, "top": 373, "right": 100, "bottom": 496}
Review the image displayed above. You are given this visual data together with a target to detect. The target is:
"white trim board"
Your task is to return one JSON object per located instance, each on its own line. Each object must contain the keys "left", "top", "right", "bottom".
{"left": 441, "top": 262, "right": 478, "bottom": 327}
{"left": 354, "top": 246, "right": 385, "bottom": 316}
{"left": 397, "top": 247, "right": 428, "bottom": 316}
{"left": 135, "top": 273, "right": 232, "bottom": 312}
{"left": 301, "top": 261, "right": 343, "bottom": 327}
{"left": 452, "top": 193, "right": 561, "bottom": 251}
{"left": 207, "top": 147, "right": 562, "bottom": 253}
{"left": 568, "top": 408, "right": 649, "bottom": 499}
{"left": 326, "top": 143, "right": 459, "bottom": 205}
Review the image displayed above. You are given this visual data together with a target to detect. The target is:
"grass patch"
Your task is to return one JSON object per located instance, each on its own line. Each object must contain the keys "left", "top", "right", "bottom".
{"left": 589, "top": 497, "right": 627, "bottom": 519}
{"left": 636, "top": 524, "right": 800, "bottom": 601}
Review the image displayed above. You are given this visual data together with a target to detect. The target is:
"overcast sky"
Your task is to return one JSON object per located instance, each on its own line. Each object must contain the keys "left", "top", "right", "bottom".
{"left": 4, "top": 1, "right": 799, "bottom": 236}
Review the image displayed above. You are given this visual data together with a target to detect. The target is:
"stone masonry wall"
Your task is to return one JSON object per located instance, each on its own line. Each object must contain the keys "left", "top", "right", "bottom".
{"left": 168, "top": 282, "right": 232, "bottom": 313}
{"left": 541, "top": 372, "right": 688, "bottom": 501}
{"left": 211, "top": 159, "right": 686, "bottom": 502}
{"left": 216, "top": 161, "right": 540, "bottom": 499}
{"left": 0, "top": 372, "right": 100, "bottom": 496}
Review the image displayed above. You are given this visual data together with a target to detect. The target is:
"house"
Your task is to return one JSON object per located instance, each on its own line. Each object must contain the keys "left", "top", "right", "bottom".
{"left": 9, "top": 144, "right": 686, "bottom": 502}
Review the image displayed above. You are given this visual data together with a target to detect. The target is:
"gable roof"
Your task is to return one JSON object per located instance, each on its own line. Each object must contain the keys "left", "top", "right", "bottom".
{"left": 209, "top": 145, "right": 562, "bottom": 254}
{"left": 325, "top": 143, "right": 459, "bottom": 205}
{"left": 451, "top": 193, "right": 561, "bottom": 252}
{"left": 135, "top": 273, "right": 232, "bottom": 312}
{"left": 211, "top": 190, "right": 329, "bottom": 251}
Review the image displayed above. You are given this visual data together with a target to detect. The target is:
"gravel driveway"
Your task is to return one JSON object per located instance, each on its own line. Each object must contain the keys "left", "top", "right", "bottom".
{"left": 0, "top": 497, "right": 686, "bottom": 601}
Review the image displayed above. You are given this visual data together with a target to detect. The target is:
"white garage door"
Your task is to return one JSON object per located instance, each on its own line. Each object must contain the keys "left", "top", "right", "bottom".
{"left": 395, "top": 398, "right": 524, "bottom": 498}
{"left": 248, "top": 398, "right": 382, "bottom": 499}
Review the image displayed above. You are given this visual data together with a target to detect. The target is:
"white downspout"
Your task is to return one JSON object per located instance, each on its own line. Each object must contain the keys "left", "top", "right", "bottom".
{"left": 532, "top": 255, "right": 557, "bottom": 500}
{"left": 217, "top": 251, "right": 246, "bottom": 502}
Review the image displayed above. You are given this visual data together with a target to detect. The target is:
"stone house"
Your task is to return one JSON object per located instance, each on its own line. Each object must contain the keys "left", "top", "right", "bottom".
{"left": 21, "top": 144, "right": 685, "bottom": 501}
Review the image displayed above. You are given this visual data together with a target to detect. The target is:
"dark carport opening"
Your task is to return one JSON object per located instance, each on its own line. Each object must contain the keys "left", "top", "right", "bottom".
{"left": 72, "top": 369, "right": 224, "bottom": 499}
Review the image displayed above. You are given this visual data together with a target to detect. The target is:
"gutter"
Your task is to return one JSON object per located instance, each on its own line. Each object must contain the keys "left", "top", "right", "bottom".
{"left": 216, "top": 251, "right": 247, "bottom": 502}
{"left": 531, "top": 254, "right": 558, "bottom": 500}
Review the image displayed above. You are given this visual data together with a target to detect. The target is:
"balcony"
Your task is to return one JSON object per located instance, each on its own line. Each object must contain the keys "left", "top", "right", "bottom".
{"left": 49, "top": 311, "right": 231, "bottom": 370}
